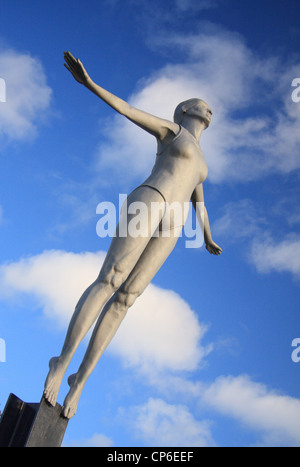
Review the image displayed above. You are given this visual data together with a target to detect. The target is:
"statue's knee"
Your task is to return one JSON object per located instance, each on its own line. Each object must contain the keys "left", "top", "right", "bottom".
{"left": 100, "top": 263, "right": 125, "bottom": 291}
{"left": 116, "top": 289, "right": 139, "bottom": 308}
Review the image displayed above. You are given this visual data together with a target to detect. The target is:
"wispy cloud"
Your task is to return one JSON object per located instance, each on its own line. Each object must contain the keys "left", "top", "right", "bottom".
{"left": 126, "top": 397, "right": 216, "bottom": 447}
{"left": 123, "top": 0, "right": 220, "bottom": 37}
{"left": 175, "top": 0, "right": 219, "bottom": 12}
{"left": 212, "top": 198, "right": 300, "bottom": 279}
{"left": 213, "top": 199, "right": 267, "bottom": 240}
{"left": 121, "top": 373, "right": 300, "bottom": 447}
{"left": 213, "top": 199, "right": 300, "bottom": 278}
{"left": 65, "top": 432, "right": 114, "bottom": 448}
{"left": 94, "top": 29, "right": 300, "bottom": 184}
{"left": 53, "top": 27, "right": 300, "bottom": 235}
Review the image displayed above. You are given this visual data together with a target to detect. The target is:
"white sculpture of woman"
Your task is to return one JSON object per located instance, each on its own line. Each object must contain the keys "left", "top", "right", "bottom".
{"left": 44, "top": 52, "right": 222, "bottom": 419}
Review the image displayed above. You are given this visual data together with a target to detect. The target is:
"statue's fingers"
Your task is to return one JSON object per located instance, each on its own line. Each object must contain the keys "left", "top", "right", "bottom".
{"left": 65, "top": 51, "right": 76, "bottom": 62}
{"left": 64, "top": 53, "right": 76, "bottom": 69}
{"left": 65, "top": 57, "right": 79, "bottom": 76}
{"left": 64, "top": 63, "right": 80, "bottom": 82}
{"left": 64, "top": 53, "right": 78, "bottom": 71}
{"left": 64, "top": 62, "right": 77, "bottom": 77}
{"left": 64, "top": 63, "right": 72, "bottom": 73}
{"left": 64, "top": 51, "right": 73, "bottom": 62}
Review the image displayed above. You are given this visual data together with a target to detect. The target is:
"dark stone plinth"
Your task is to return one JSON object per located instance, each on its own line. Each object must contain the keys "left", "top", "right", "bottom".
{"left": 0, "top": 393, "right": 68, "bottom": 447}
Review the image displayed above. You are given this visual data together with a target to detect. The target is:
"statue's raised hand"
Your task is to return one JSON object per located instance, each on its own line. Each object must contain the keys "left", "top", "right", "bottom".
{"left": 64, "top": 51, "right": 90, "bottom": 85}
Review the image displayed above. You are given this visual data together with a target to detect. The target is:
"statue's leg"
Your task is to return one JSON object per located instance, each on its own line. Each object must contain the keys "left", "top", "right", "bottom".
{"left": 44, "top": 186, "right": 165, "bottom": 406}
{"left": 62, "top": 230, "right": 180, "bottom": 419}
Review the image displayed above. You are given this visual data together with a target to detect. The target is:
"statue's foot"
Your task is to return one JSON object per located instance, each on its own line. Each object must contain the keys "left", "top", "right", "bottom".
{"left": 62, "top": 373, "right": 83, "bottom": 419}
{"left": 43, "top": 357, "right": 65, "bottom": 407}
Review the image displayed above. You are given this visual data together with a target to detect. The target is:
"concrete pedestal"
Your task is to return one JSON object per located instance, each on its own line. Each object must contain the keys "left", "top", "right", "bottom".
{"left": 0, "top": 393, "right": 68, "bottom": 447}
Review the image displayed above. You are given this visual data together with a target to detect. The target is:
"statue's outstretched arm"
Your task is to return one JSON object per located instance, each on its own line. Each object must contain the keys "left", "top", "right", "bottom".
{"left": 191, "top": 184, "right": 223, "bottom": 255}
{"left": 64, "top": 51, "right": 178, "bottom": 141}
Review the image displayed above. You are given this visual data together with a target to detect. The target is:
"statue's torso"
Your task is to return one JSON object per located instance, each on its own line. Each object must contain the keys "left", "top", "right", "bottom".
{"left": 142, "top": 126, "right": 208, "bottom": 205}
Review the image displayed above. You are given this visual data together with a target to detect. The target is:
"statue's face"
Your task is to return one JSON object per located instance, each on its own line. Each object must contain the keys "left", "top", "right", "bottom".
{"left": 186, "top": 100, "right": 213, "bottom": 127}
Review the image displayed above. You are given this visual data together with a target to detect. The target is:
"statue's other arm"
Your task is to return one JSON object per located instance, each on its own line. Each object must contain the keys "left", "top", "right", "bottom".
{"left": 64, "top": 51, "right": 178, "bottom": 141}
{"left": 191, "top": 184, "right": 222, "bottom": 255}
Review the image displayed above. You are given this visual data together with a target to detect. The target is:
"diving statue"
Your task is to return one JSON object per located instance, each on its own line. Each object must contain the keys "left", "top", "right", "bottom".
{"left": 44, "top": 51, "right": 222, "bottom": 419}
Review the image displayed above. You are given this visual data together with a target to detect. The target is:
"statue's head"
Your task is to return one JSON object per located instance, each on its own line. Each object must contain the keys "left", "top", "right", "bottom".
{"left": 173, "top": 98, "right": 212, "bottom": 128}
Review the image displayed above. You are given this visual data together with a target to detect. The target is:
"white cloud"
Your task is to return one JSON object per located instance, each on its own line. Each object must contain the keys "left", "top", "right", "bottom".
{"left": 0, "top": 249, "right": 210, "bottom": 373}
{"left": 109, "top": 283, "right": 211, "bottom": 373}
{"left": 203, "top": 375, "right": 300, "bottom": 446}
{"left": 95, "top": 30, "right": 300, "bottom": 184}
{"left": 251, "top": 234, "right": 300, "bottom": 278}
{"left": 129, "top": 397, "right": 215, "bottom": 447}
{"left": 1, "top": 251, "right": 299, "bottom": 446}
{"left": 0, "top": 47, "right": 52, "bottom": 141}
{"left": 0, "top": 250, "right": 106, "bottom": 329}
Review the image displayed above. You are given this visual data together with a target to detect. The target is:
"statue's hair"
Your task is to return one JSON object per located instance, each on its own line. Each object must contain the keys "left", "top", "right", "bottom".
{"left": 173, "top": 98, "right": 205, "bottom": 124}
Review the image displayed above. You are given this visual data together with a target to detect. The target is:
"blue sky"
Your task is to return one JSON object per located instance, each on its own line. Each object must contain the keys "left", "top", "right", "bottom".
{"left": 0, "top": 0, "right": 300, "bottom": 447}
